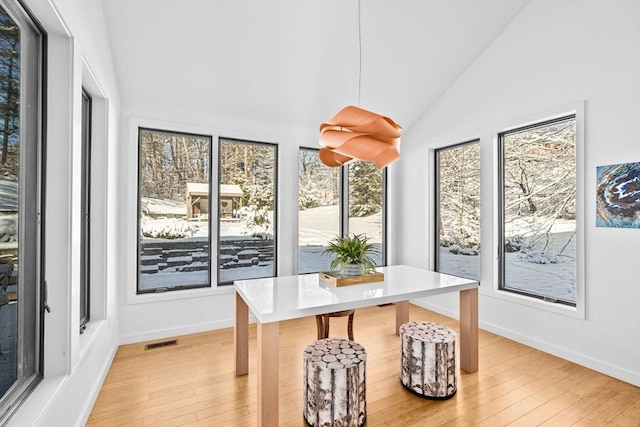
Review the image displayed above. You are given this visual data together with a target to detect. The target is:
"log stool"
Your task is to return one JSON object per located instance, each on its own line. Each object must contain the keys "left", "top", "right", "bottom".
{"left": 303, "top": 338, "right": 366, "bottom": 427}
{"left": 399, "top": 321, "right": 457, "bottom": 399}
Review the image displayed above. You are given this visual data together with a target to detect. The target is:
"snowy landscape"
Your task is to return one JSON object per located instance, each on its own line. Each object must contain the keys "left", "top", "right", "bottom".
{"left": 140, "top": 200, "right": 575, "bottom": 303}
{"left": 139, "top": 203, "right": 383, "bottom": 289}
{"left": 439, "top": 218, "right": 576, "bottom": 302}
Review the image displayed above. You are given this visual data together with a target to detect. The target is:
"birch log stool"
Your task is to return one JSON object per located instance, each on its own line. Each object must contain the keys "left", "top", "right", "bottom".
{"left": 399, "top": 321, "right": 457, "bottom": 399}
{"left": 303, "top": 338, "right": 367, "bottom": 427}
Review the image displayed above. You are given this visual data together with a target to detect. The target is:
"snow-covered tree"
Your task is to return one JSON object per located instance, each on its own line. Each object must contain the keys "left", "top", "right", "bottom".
{"left": 298, "top": 149, "right": 339, "bottom": 210}
{"left": 220, "top": 140, "right": 276, "bottom": 211}
{"left": 139, "top": 130, "right": 210, "bottom": 203}
{"left": 238, "top": 206, "right": 273, "bottom": 239}
{"left": 503, "top": 118, "right": 576, "bottom": 256}
{"left": 349, "top": 160, "right": 382, "bottom": 217}
{"left": 438, "top": 142, "right": 481, "bottom": 249}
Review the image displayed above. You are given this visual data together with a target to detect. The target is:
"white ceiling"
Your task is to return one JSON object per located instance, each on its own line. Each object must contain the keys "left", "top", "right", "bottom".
{"left": 102, "top": 0, "right": 529, "bottom": 133}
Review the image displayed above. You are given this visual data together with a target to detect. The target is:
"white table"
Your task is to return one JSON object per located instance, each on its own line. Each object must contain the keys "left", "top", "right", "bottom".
{"left": 234, "top": 264, "right": 479, "bottom": 427}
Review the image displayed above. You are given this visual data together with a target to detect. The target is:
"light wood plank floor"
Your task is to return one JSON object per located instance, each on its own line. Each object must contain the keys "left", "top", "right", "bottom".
{"left": 87, "top": 304, "right": 640, "bottom": 426}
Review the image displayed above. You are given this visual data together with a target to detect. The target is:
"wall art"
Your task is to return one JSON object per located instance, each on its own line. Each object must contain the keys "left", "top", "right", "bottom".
{"left": 596, "top": 161, "right": 640, "bottom": 228}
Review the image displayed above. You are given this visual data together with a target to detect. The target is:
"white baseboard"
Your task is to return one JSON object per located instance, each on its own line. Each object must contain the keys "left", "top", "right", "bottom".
{"left": 410, "top": 298, "right": 640, "bottom": 387}
{"left": 119, "top": 318, "right": 236, "bottom": 345}
{"left": 410, "top": 298, "right": 460, "bottom": 320}
{"left": 479, "top": 320, "right": 640, "bottom": 387}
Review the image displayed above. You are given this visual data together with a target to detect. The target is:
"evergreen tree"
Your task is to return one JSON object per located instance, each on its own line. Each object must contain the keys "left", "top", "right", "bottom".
{"left": 348, "top": 161, "right": 382, "bottom": 217}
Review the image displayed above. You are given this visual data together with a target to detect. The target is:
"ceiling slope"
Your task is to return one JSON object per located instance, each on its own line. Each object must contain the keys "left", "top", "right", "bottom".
{"left": 102, "top": 0, "right": 529, "bottom": 133}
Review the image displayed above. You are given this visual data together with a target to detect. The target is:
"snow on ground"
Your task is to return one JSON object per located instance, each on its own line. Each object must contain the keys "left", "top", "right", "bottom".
{"left": 141, "top": 197, "right": 186, "bottom": 217}
{"left": 0, "top": 178, "right": 18, "bottom": 211}
{"left": 141, "top": 205, "right": 576, "bottom": 304}
{"left": 140, "top": 204, "right": 383, "bottom": 288}
{"left": 439, "top": 219, "right": 576, "bottom": 302}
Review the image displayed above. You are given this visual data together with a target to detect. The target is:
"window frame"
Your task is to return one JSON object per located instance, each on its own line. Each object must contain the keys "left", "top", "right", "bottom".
{"left": 79, "top": 88, "right": 91, "bottom": 332}
{"left": 488, "top": 104, "right": 585, "bottom": 319}
{"left": 434, "top": 139, "right": 481, "bottom": 281}
{"left": 297, "top": 147, "right": 387, "bottom": 274}
{"left": 297, "top": 147, "right": 343, "bottom": 274}
{"left": 0, "top": 0, "right": 44, "bottom": 421}
{"left": 136, "top": 127, "right": 213, "bottom": 294}
{"left": 346, "top": 160, "right": 387, "bottom": 268}
{"left": 216, "top": 137, "right": 278, "bottom": 286}
{"left": 497, "top": 115, "right": 577, "bottom": 307}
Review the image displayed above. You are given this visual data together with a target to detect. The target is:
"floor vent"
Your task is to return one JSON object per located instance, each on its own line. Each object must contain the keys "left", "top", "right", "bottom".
{"left": 145, "top": 339, "right": 178, "bottom": 350}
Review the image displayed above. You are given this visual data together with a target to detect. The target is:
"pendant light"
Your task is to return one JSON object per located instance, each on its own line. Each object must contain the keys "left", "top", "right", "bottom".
{"left": 319, "top": 0, "right": 401, "bottom": 169}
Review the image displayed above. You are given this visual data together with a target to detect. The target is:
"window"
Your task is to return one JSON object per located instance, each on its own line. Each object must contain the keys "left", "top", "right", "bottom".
{"left": 298, "top": 148, "right": 340, "bottom": 274}
{"left": 297, "top": 150, "right": 386, "bottom": 274}
{"left": 80, "top": 89, "right": 91, "bottom": 332}
{"left": 218, "top": 138, "right": 277, "bottom": 285}
{"left": 348, "top": 160, "right": 385, "bottom": 266}
{"left": 499, "top": 116, "right": 577, "bottom": 306}
{"left": 137, "top": 128, "right": 212, "bottom": 293}
{"left": 0, "top": 0, "right": 43, "bottom": 421}
{"left": 435, "top": 141, "right": 481, "bottom": 281}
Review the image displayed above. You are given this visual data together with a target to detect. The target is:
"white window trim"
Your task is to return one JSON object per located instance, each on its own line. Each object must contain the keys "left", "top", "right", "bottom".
{"left": 491, "top": 102, "right": 585, "bottom": 319}
{"left": 127, "top": 119, "right": 223, "bottom": 305}
{"left": 125, "top": 117, "right": 290, "bottom": 305}
{"left": 427, "top": 102, "right": 585, "bottom": 320}
{"left": 216, "top": 137, "right": 279, "bottom": 286}
{"left": 77, "top": 57, "right": 110, "bottom": 360}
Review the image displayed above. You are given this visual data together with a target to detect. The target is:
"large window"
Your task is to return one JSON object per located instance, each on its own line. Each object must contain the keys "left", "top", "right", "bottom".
{"left": 435, "top": 141, "right": 481, "bottom": 281}
{"left": 0, "top": 0, "right": 43, "bottom": 421}
{"left": 137, "top": 129, "right": 212, "bottom": 293}
{"left": 298, "top": 148, "right": 340, "bottom": 273}
{"left": 218, "top": 139, "right": 277, "bottom": 285}
{"left": 499, "top": 116, "right": 577, "bottom": 306}
{"left": 348, "top": 160, "right": 384, "bottom": 266}
{"left": 298, "top": 150, "right": 386, "bottom": 274}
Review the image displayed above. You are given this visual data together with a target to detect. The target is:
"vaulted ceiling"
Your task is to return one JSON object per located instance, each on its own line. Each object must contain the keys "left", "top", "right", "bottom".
{"left": 102, "top": 0, "right": 529, "bottom": 133}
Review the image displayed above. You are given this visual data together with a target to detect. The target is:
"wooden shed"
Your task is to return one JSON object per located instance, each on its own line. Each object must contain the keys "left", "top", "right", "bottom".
{"left": 219, "top": 184, "right": 243, "bottom": 218}
{"left": 185, "top": 182, "right": 244, "bottom": 218}
{"left": 186, "top": 182, "right": 209, "bottom": 218}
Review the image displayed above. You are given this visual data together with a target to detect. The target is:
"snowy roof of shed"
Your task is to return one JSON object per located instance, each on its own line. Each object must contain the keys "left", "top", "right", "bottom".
{"left": 186, "top": 182, "right": 243, "bottom": 198}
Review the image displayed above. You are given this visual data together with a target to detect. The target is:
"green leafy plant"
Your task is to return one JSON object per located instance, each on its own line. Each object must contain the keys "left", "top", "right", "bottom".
{"left": 323, "top": 233, "right": 379, "bottom": 275}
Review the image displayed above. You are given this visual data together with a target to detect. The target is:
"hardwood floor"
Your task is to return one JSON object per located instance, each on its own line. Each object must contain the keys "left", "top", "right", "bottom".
{"left": 87, "top": 304, "right": 640, "bottom": 426}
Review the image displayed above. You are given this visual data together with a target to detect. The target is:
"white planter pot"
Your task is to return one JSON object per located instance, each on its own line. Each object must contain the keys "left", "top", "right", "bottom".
{"left": 342, "top": 264, "right": 362, "bottom": 277}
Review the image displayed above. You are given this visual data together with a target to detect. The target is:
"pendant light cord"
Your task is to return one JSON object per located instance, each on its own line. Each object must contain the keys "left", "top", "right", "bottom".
{"left": 357, "top": 0, "right": 362, "bottom": 106}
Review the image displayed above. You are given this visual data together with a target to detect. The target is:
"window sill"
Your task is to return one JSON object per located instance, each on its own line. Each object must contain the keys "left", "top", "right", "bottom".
{"left": 486, "top": 287, "right": 585, "bottom": 320}
{"left": 126, "top": 284, "right": 234, "bottom": 305}
{"left": 78, "top": 318, "right": 107, "bottom": 361}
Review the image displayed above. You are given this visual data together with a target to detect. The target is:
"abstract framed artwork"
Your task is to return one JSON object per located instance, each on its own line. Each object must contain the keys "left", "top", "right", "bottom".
{"left": 596, "top": 161, "right": 640, "bottom": 228}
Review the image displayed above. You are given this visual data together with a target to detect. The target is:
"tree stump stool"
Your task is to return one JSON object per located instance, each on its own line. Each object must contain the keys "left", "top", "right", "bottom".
{"left": 399, "top": 321, "right": 457, "bottom": 399}
{"left": 303, "top": 338, "right": 367, "bottom": 427}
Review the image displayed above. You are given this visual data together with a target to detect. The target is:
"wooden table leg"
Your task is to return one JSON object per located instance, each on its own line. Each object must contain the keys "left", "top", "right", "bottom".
{"left": 257, "top": 321, "right": 279, "bottom": 427}
{"left": 395, "top": 300, "right": 409, "bottom": 335}
{"left": 459, "top": 287, "right": 478, "bottom": 373}
{"left": 234, "top": 292, "right": 249, "bottom": 376}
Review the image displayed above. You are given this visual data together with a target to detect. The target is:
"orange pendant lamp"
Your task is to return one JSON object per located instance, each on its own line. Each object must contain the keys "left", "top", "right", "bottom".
{"left": 319, "top": 105, "right": 401, "bottom": 169}
{"left": 319, "top": 0, "right": 401, "bottom": 169}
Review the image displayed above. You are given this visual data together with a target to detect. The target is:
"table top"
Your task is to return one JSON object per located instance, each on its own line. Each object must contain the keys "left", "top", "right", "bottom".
{"left": 234, "top": 264, "right": 478, "bottom": 323}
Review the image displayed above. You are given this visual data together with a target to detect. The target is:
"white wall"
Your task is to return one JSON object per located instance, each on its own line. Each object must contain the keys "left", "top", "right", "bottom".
{"left": 398, "top": 0, "right": 640, "bottom": 386}
{"left": 8, "top": 0, "right": 121, "bottom": 425}
{"left": 7, "top": 0, "right": 637, "bottom": 424}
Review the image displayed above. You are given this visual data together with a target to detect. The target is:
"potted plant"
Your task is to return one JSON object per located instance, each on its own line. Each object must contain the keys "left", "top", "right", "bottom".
{"left": 324, "top": 233, "right": 379, "bottom": 276}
